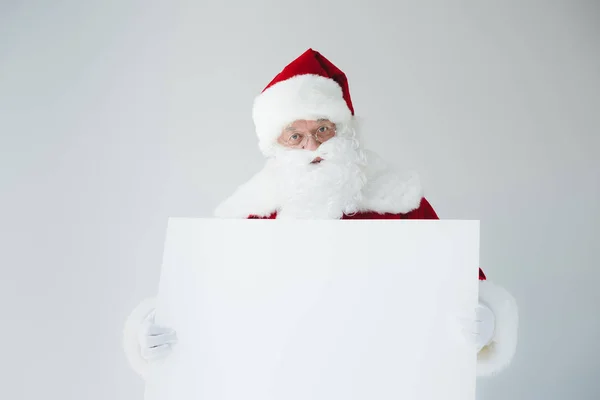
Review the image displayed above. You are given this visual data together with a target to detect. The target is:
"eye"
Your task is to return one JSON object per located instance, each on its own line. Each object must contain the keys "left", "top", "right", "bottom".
{"left": 318, "top": 126, "right": 328, "bottom": 133}
{"left": 287, "top": 133, "right": 303, "bottom": 144}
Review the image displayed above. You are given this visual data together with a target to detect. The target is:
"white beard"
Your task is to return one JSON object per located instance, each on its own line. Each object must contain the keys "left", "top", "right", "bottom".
{"left": 272, "top": 135, "right": 368, "bottom": 219}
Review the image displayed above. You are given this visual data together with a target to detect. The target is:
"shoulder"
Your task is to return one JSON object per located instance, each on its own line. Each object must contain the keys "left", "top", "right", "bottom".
{"left": 358, "top": 150, "right": 425, "bottom": 215}
{"left": 214, "top": 159, "right": 280, "bottom": 219}
{"left": 403, "top": 197, "right": 439, "bottom": 219}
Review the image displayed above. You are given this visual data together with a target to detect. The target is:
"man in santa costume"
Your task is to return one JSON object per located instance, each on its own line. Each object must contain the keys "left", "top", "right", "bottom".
{"left": 123, "top": 48, "right": 519, "bottom": 381}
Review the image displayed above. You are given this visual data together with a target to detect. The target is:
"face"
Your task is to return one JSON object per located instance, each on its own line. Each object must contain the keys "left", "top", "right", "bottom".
{"left": 277, "top": 119, "right": 337, "bottom": 154}
{"left": 271, "top": 119, "right": 368, "bottom": 219}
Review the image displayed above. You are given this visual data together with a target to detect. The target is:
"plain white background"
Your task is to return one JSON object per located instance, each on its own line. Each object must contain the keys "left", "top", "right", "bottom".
{"left": 1, "top": 1, "right": 598, "bottom": 399}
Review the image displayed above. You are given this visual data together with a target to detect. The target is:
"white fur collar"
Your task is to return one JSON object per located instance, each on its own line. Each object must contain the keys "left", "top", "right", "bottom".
{"left": 213, "top": 150, "right": 424, "bottom": 218}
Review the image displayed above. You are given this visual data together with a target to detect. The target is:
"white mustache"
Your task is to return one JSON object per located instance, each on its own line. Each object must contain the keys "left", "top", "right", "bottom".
{"left": 275, "top": 137, "right": 366, "bottom": 167}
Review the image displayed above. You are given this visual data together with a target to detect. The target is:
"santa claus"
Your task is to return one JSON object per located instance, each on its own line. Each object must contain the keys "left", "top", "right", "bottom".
{"left": 122, "top": 48, "right": 519, "bottom": 381}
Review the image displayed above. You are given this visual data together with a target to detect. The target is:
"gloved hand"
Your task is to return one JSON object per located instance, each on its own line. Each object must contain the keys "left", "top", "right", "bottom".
{"left": 137, "top": 309, "right": 178, "bottom": 361}
{"left": 460, "top": 302, "right": 496, "bottom": 352}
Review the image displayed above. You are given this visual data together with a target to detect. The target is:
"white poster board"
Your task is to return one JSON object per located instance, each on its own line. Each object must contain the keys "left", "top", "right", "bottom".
{"left": 144, "top": 218, "right": 480, "bottom": 400}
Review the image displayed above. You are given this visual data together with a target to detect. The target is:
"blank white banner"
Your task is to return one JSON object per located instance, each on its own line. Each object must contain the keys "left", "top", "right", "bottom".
{"left": 144, "top": 218, "right": 480, "bottom": 400}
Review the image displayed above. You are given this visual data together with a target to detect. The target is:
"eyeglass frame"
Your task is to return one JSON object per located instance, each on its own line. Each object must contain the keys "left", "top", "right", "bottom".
{"left": 279, "top": 121, "right": 337, "bottom": 149}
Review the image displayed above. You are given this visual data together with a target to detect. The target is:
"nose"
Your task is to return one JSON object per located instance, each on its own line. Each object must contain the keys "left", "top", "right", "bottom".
{"left": 304, "top": 135, "right": 320, "bottom": 151}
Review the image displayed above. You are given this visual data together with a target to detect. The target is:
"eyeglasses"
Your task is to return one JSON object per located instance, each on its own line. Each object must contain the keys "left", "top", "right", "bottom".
{"left": 282, "top": 125, "right": 336, "bottom": 148}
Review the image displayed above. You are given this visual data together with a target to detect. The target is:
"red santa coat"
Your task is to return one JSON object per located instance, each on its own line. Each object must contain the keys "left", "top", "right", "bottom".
{"left": 123, "top": 156, "right": 519, "bottom": 380}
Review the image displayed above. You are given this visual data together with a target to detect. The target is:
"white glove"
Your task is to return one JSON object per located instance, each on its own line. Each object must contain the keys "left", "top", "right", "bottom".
{"left": 137, "top": 309, "right": 178, "bottom": 361}
{"left": 460, "top": 302, "right": 495, "bottom": 352}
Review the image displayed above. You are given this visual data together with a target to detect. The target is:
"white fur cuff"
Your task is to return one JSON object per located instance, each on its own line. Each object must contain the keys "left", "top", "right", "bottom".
{"left": 122, "top": 297, "right": 156, "bottom": 380}
{"left": 477, "top": 280, "right": 519, "bottom": 376}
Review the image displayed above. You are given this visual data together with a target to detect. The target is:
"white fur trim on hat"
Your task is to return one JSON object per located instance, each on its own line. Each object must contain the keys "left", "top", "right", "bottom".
{"left": 476, "top": 280, "right": 519, "bottom": 376}
{"left": 122, "top": 297, "right": 156, "bottom": 380}
{"left": 252, "top": 74, "right": 354, "bottom": 156}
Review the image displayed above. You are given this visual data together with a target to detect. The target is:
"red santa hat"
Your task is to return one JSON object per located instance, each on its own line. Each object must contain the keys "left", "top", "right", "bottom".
{"left": 252, "top": 48, "right": 355, "bottom": 155}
